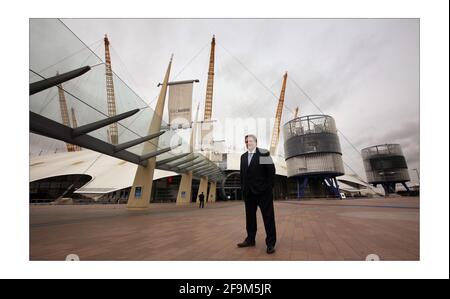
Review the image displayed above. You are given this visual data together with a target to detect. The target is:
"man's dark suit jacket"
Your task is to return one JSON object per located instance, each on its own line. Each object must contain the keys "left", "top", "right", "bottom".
{"left": 199, "top": 194, "right": 205, "bottom": 202}
{"left": 240, "top": 147, "right": 276, "bottom": 196}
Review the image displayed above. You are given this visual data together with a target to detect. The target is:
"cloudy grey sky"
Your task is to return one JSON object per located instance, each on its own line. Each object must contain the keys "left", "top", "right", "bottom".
{"left": 31, "top": 18, "right": 420, "bottom": 183}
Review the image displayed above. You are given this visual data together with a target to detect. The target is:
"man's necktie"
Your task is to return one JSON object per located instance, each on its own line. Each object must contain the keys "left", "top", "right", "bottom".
{"left": 248, "top": 152, "right": 253, "bottom": 166}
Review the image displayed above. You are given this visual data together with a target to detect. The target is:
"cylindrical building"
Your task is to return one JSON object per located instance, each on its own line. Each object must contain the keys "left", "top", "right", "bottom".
{"left": 283, "top": 115, "right": 344, "bottom": 198}
{"left": 361, "top": 144, "right": 410, "bottom": 194}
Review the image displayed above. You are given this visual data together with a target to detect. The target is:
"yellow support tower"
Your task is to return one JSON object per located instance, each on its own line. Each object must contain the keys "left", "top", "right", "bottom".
{"left": 196, "top": 176, "right": 209, "bottom": 207}
{"left": 201, "top": 35, "right": 216, "bottom": 150}
{"left": 208, "top": 181, "right": 216, "bottom": 203}
{"left": 127, "top": 57, "right": 173, "bottom": 210}
{"left": 176, "top": 103, "right": 200, "bottom": 205}
{"left": 104, "top": 34, "right": 119, "bottom": 145}
{"left": 56, "top": 80, "right": 77, "bottom": 152}
{"left": 269, "top": 72, "right": 288, "bottom": 155}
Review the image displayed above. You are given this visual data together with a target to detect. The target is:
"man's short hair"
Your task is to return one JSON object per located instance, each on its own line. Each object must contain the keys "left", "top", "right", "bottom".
{"left": 245, "top": 134, "right": 257, "bottom": 143}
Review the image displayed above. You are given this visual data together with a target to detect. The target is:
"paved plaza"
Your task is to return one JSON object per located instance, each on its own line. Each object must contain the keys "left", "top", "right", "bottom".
{"left": 30, "top": 197, "right": 419, "bottom": 261}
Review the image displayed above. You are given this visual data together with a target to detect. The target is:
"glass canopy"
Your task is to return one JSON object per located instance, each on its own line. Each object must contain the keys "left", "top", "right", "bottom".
{"left": 29, "top": 19, "right": 224, "bottom": 181}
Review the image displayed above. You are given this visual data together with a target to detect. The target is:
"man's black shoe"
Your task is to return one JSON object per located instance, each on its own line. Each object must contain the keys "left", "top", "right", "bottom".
{"left": 266, "top": 246, "right": 275, "bottom": 254}
{"left": 237, "top": 240, "right": 255, "bottom": 248}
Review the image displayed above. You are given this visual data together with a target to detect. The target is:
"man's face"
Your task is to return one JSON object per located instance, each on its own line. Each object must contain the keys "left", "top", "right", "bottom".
{"left": 245, "top": 137, "right": 256, "bottom": 151}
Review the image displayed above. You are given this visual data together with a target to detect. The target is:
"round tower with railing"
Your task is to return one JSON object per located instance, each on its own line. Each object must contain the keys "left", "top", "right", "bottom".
{"left": 283, "top": 114, "right": 344, "bottom": 198}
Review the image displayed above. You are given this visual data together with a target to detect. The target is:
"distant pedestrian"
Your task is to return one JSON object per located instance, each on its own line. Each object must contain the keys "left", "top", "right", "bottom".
{"left": 199, "top": 192, "right": 205, "bottom": 208}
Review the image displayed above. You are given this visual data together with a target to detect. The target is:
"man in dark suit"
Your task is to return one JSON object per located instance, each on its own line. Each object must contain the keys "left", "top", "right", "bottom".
{"left": 237, "top": 134, "right": 277, "bottom": 254}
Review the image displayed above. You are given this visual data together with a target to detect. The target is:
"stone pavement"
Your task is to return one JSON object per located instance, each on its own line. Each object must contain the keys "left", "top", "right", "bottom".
{"left": 30, "top": 197, "right": 419, "bottom": 261}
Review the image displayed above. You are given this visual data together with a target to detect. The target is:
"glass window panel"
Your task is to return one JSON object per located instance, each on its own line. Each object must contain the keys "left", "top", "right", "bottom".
{"left": 30, "top": 19, "right": 218, "bottom": 175}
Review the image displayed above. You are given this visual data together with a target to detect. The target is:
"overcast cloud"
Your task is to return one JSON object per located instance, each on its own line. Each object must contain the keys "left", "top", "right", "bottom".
{"left": 30, "top": 18, "right": 419, "bottom": 183}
